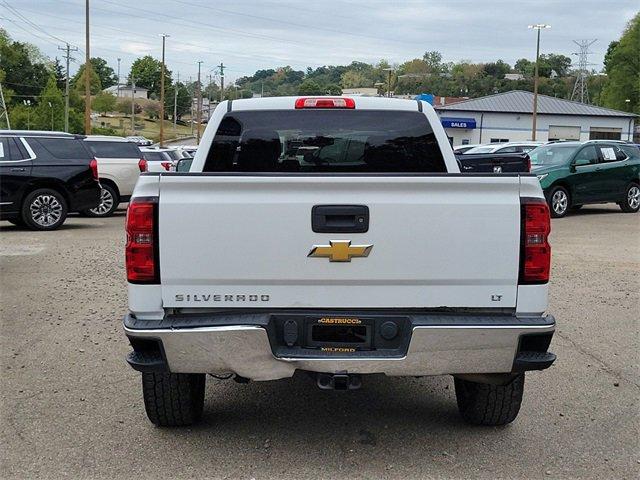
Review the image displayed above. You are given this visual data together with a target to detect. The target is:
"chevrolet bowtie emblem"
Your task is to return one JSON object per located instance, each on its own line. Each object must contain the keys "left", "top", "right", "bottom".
{"left": 308, "top": 240, "right": 373, "bottom": 262}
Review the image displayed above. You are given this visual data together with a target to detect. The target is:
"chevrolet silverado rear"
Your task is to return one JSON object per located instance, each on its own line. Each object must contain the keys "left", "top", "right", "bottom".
{"left": 123, "top": 96, "right": 556, "bottom": 427}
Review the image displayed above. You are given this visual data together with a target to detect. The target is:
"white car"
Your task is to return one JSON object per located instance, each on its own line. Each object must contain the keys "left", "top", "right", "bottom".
{"left": 123, "top": 96, "right": 555, "bottom": 428}
{"left": 463, "top": 141, "right": 543, "bottom": 155}
{"left": 452, "top": 143, "right": 482, "bottom": 154}
{"left": 140, "top": 147, "right": 183, "bottom": 173}
{"left": 83, "top": 136, "right": 145, "bottom": 216}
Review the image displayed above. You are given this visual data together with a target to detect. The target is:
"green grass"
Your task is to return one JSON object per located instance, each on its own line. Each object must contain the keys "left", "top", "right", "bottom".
{"left": 97, "top": 115, "right": 194, "bottom": 142}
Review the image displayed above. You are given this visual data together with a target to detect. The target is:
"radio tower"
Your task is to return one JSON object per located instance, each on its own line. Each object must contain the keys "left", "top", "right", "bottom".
{"left": 571, "top": 39, "right": 597, "bottom": 104}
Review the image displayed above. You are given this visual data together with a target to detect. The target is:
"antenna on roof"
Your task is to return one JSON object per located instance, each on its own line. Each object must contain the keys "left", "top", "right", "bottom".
{"left": 570, "top": 39, "right": 597, "bottom": 104}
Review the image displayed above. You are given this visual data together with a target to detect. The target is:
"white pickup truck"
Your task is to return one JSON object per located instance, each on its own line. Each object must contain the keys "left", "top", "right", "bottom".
{"left": 123, "top": 96, "right": 555, "bottom": 427}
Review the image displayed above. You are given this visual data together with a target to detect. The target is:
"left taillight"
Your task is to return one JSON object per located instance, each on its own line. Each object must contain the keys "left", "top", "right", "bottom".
{"left": 138, "top": 158, "right": 147, "bottom": 172}
{"left": 89, "top": 159, "right": 99, "bottom": 180}
{"left": 125, "top": 197, "right": 159, "bottom": 284}
{"left": 519, "top": 197, "right": 551, "bottom": 284}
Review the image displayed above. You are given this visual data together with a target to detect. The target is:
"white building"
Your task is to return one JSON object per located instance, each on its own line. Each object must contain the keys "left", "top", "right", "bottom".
{"left": 435, "top": 90, "right": 637, "bottom": 146}
{"left": 104, "top": 84, "right": 149, "bottom": 99}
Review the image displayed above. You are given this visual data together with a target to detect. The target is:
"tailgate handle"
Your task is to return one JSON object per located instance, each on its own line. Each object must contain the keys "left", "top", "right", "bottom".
{"left": 312, "top": 205, "right": 369, "bottom": 233}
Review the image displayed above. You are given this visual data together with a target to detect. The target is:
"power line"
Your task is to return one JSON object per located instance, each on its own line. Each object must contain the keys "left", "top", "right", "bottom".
{"left": 1, "top": 0, "right": 77, "bottom": 48}
{"left": 170, "top": 0, "right": 429, "bottom": 48}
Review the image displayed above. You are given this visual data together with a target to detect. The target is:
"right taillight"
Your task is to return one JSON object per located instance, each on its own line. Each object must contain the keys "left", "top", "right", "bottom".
{"left": 89, "top": 159, "right": 99, "bottom": 180}
{"left": 125, "top": 197, "right": 159, "bottom": 284}
{"left": 519, "top": 197, "right": 551, "bottom": 284}
{"left": 138, "top": 158, "right": 147, "bottom": 172}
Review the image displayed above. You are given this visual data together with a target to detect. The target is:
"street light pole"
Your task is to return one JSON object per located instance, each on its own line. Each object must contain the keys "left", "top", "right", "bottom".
{"left": 528, "top": 24, "right": 551, "bottom": 141}
{"left": 116, "top": 57, "right": 121, "bottom": 98}
{"left": 159, "top": 34, "right": 169, "bottom": 147}
{"left": 84, "top": 0, "right": 91, "bottom": 134}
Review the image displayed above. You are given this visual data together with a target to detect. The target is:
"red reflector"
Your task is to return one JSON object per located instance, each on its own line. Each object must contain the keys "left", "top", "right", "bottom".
{"left": 295, "top": 97, "right": 355, "bottom": 109}
{"left": 520, "top": 198, "right": 551, "bottom": 284}
{"left": 89, "top": 159, "right": 99, "bottom": 180}
{"left": 138, "top": 158, "right": 147, "bottom": 172}
{"left": 125, "top": 198, "right": 158, "bottom": 283}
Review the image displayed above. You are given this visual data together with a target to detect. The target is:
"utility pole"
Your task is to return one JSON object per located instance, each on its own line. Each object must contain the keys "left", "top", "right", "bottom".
{"left": 58, "top": 43, "right": 78, "bottom": 132}
{"left": 217, "top": 62, "right": 225, "bottom": 102}
{"left": 0, "top": 77, "right": 11, "bottom": 129}
{"left": 116, "top": 57, "right": 121, "bottom": 98}
{"left": 159, "top": 34, "right": 169, "bottom": 147}
{"left": 48, "top": 102, "right": 54, "bottom": 130}
{"left": 528, "top": 24, "right": 551, "bottom": 141}
{"left": 196, "top": 61, "right": 203, "bottom": 144}
{"left": 131, "top": 78, "right": 136, "bottom": 134}
{"left": 84, "top": 0, "right": 91, "bottom": 134}
{"left": 173, "top": 72, "right": 179, "bottom": 132}
{"left": 383, "top": 68, "right": 394, "bottom": 98}
{"left": 189, "top": 75, "right": 193, "bottom": 136}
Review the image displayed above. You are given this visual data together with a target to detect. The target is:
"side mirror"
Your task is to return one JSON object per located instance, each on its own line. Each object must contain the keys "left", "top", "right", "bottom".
{"left": 176, "top": 157, "right": 193, "bottom": 172}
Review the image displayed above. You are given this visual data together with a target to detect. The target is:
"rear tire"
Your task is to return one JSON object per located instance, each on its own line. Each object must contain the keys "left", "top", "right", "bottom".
{"left": 21, "top": 188, "right": 68, "bottom": 231}
{"left": 142, "top": 372, "right": 205, "bottom": 427}
{"left": 454, "top": 374, "right": 525, "bottom": 426}
{"left": 547, "top": 186, "right": 570, "bottom": 218}
{"left": 82, "top": 184, "right": 118, "bottom": 217}
{"left": 619, "top": 183, "right": 640, "bottom": 213}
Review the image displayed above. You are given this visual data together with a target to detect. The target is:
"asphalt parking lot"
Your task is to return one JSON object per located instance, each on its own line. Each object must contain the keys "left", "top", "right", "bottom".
{"left": 1, "top": 205, "right": 638, "bottom": 479}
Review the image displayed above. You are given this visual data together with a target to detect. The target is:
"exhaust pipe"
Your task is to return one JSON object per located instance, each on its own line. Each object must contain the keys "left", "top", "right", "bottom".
{"left": 316, "top": 373, "right": 362, "bottom": 390}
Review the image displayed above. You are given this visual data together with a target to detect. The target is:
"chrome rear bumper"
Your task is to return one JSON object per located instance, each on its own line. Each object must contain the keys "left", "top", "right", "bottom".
{"left": 124, "top": 313, "right": 555, "bottom": 381}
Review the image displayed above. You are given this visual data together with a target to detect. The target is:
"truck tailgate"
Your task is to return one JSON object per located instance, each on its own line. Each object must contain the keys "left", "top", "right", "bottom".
{"left": 158, "top": 175, "right": 521, "bottom": 309}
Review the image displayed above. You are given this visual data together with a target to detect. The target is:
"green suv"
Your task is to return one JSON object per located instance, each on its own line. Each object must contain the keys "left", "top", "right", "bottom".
{"left": 530, "top": 141, "right": 640, "bottom": 218}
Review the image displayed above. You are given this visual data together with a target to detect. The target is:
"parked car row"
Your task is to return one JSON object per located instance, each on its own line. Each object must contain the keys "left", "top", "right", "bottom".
{"left": 0, "top": 130, "right": 200, "bottom": 230}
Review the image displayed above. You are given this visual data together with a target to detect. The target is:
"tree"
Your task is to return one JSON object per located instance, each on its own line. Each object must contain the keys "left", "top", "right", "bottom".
{"left": 116, "top": 98, "right": 142, "bottom": 115}
{"left": 72, "top": 57, "right": 117, "bottom": 90}
{"left": 33, "top": 75, "right": 65, "bottom": 131}
{"left": 539, "top": 54, "right": 572, "bottom": 78}
{"left": 53, "top": 58, "right": 66, "bottom": 91}
{"left": 601, "top": 13, "right": 639, "bottom": 113}
{"left": 143, "top": 100, "right": 161, "bottom": 119}
{"left": 514, "top": 58, "right": 535, "bottom": 77}
{"left": 298, "top": 79, "right": 324, "bottom": 95}
{"left": 92, "top": 91, "right": 117, "bottom": 115}
{"left": 340, "top": 70, "right": 369, "bottom": 88}
{"left": 129, "top": 55, "right": 172, "bottom": 99}
{"left": 166, "top": 82, "right": 192, "bottom": 119}
{"left": 423, "top": 51, "right": 443, "bottom": 73}
{"left": 0, "top": 29, "right": 49, "bottom": 102}
{"left": 73, "top": 64, "right": 102, "bottom": 95}
{"left": 483, "top": 60, "right": 511, "bottom": 79}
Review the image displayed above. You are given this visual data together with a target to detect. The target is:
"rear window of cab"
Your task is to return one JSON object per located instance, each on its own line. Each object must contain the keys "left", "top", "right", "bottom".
{"left": 203, "top": 110, "right": 446, "bottom": 173}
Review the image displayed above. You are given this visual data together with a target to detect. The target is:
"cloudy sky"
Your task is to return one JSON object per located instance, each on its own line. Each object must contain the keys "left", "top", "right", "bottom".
{"left": 2, "top": 0, "right": 638, "bottom": 83}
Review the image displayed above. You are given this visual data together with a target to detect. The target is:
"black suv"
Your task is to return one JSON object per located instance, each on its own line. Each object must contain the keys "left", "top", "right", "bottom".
{"left": 0, "top": 131, "right": 101, "bottom": 230}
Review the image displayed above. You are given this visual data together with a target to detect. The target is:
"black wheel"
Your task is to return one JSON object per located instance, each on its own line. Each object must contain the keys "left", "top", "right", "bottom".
{"left": 21, "top": 188, "right": 68, "bottom": 231}
{"left": 142, "top": 372, "right": 205, "bottom": 427}
{"left": 547, "top": 186, "right": 570, "bottom": 218}
{"left": 82, "top": 184, "right": 118, "bottom": 217}
{"left": 619, "top": 183, "right": 640, "bottom": 213}
{"left": 454, "top": 374, "right": 525, "bottom": 426}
